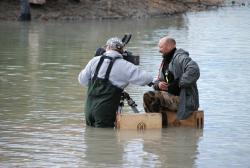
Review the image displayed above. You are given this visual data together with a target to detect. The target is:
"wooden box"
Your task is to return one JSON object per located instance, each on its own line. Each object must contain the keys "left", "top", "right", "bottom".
{"left": 167, "top": 110, "right": 204, "bottom": 129}
{"left": 116, "top": 110, "right": 204, "bottom": 129}
{"left": 116, "top": 113, "right": 162, "bottom": 130}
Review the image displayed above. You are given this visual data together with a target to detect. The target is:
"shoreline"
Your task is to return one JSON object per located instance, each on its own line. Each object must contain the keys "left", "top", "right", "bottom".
{"left": 0, "top": 0, "right": 227, "bottom": 21}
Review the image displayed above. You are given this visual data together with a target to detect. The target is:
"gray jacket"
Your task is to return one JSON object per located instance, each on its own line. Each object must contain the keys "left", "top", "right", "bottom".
{"left": 157, "top": 48, "right": 200, "bottom": 119}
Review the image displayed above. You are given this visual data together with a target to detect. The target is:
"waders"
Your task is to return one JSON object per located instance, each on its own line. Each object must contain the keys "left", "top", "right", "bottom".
{"left": 85, "top": 56, "right": 123, "bottom": 127}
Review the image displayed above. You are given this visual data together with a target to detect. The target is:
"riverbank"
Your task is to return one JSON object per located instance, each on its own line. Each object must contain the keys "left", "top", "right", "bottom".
{"left": 0, "top": 0, "right": 226, "bottom": 21}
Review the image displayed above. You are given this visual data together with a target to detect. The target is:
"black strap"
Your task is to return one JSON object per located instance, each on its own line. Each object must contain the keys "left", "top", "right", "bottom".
{"left": 104, "top": 57, "right": 120, "bottom": 80}
{"left": 93, "top": 55, "right": 120, "bottom": 81}
{"left": 93, "top": 56, "right": 105, "bottom": 80}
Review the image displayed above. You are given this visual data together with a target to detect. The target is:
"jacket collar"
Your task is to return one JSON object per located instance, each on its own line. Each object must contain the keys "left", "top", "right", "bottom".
{"left": 104, "top": 50, "right": 123, "bottom": 58}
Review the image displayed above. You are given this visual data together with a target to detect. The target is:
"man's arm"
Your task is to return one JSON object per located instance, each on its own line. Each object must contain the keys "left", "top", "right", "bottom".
{"left": 179, "top": 56, "right": 200, "bottom": 88}
{"left": 78, "top": 59, "right": 95, "bottom": 86}
{"left": 125, "top": 61, "right": 153, "bottom": 86}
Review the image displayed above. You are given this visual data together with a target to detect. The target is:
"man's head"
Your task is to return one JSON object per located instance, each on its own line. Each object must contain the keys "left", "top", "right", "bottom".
{"left": 158, "top": 36, "right": 176, "bottom": 55}
{"left": 106, "top": 37, "right": 124, "bottom": 54}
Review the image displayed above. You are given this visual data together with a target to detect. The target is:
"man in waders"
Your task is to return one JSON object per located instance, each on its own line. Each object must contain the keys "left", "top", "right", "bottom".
{"left": 78, "top": 37, "right": 153, "bottom": 128}
{"left": 143, "top": 36, "right": 200, "bottom": 126}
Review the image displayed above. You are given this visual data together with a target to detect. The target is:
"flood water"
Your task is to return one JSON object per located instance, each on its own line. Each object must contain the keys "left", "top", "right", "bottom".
{"left": 1, "top": 7, "right": 250, "bottom": 168}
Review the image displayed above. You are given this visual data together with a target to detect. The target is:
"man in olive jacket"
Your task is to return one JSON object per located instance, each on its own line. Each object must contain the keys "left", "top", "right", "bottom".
{"left": 144, "top": 36, "right": 200, "bottom": 124}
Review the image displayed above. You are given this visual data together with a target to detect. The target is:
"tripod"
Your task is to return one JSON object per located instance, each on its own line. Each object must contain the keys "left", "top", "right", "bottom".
{"left": 117, "top": 91, "right": 139, "bottom": 113}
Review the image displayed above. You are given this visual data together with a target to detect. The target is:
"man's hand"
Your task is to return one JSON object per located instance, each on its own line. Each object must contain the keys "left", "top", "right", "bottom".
{"left": 158, "top": 81, "right": 168, "bottom": 91}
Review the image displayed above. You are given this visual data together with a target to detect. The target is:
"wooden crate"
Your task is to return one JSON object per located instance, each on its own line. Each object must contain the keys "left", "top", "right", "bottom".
{"left": 167, "top": 110, "right": 204, "bottom": 129}
{"left": 116, "top": 110, "right": 204, "bottom": 129}
{"left": 116, "top": 113, "right": 162, "bottom": 130}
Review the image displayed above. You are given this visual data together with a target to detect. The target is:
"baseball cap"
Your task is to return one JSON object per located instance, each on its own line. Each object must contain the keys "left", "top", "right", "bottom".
{"left": 106, "top": 37, "right": 124, "bottom": 50}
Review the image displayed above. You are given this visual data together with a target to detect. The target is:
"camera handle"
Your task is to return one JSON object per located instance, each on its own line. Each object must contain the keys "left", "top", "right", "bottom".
{"left": 121, "top": 34, "right": 132, "bottom": 46}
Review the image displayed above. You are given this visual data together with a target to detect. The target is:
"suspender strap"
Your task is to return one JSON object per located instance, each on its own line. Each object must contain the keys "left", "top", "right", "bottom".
{"left": 104, "top": 57, "right": 120, "bottom": 80}
{"left": 93, "top": 55, "right": 120, "bottom": 81}
{"left": 93, "top": 56, "right": 105, "bottom": 80}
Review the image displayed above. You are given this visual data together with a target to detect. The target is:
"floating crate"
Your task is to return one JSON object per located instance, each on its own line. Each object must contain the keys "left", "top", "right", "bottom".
{"left": 116, "top": 113, "right": 162, "bottom": 130}
{"left": 116, "top": 110, "right": 204, "bottom": 130}
{"left": 167, "top": 110, "right": 204, "bottom": 129}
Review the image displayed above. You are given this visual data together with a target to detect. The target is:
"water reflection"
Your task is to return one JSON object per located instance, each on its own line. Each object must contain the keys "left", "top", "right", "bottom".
{"left": 156, "top": 128, "right": 202, "bottom": 168}
{"left": 118, "top": 129, "right": 163, "bottom": 167}
{"left": 84, "top": 128, "right": 124, "bottom": 167}
{"left": 83, "top": 128, "right": 202, "bottom": 167}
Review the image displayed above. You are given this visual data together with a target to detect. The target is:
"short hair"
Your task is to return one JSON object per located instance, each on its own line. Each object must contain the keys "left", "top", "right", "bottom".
{"left": 160, "top": 36, "right": 176, "bottom": 46}
{"left": 166, "top": 38, "right": 176, "bottom": 46}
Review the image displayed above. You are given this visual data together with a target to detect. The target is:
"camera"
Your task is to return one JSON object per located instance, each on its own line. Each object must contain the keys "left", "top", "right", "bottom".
{"left": 122, "top": 51, "right": 140, "bottom": 65}
{"left": 94, "top": 34, "right": 140, "bottom": 65}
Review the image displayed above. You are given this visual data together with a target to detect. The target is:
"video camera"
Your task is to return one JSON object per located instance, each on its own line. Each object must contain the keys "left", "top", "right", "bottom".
{"left": 95, "top": 34, "right": 140, "bottom": 65}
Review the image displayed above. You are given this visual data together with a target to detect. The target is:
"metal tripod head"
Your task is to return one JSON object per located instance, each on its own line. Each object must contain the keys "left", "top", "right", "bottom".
{"left": 118, "top": 90, "right": 139, "bottom": 113}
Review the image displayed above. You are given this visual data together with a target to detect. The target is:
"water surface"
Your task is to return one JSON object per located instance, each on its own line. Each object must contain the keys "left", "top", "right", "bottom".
{"left": 1, "top": 7, "right": 250, "bottom": 168}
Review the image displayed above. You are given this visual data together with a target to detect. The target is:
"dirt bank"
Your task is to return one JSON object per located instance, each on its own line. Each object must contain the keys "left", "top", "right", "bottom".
{"left": 0, "top": 0, "right": 224, "bottom": 21}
